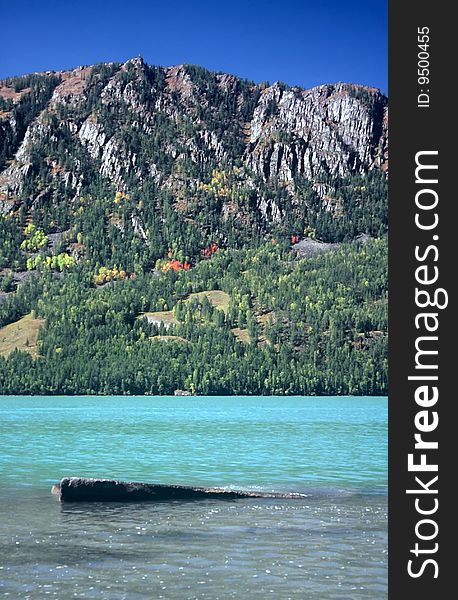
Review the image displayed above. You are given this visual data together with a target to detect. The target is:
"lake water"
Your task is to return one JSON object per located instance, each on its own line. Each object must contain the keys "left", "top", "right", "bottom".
{"left": 0, "top": 396, "right": 387, "bottom": 599}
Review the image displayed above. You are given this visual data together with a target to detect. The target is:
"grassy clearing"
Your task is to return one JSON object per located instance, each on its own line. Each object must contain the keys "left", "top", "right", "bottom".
{"left": 0, "top": 313, "right": 45, "bottom": 358}
{"left": 150, "top": 335, "right": 189, "bottom": 343}
{"left": 187, "top": 290, "right": 231, "bottom": 314}
{"left": 138, "top": 311, "right": 178, "bottom": 328}
{"left": 231, "top": 327, "right": 251, "bottom": 343}
{"left": 137, "top": 292, "right": 272, "bottom": 347}
{"left": 137, "top": 291, "right": 231, "bottom": 328}
{"left": 257, "top": 311, "right": 275, "bottom": 326}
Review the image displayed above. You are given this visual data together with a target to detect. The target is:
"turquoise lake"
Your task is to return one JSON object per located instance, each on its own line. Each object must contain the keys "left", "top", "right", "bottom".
{"left": 0, "top": 396, "right": 387, "bottom": 599}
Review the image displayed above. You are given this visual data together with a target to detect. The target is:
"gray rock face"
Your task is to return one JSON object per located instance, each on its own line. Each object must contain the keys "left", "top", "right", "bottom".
{"left": 57, "top": 477, "right": 307, "bottom": 502}
{"left": 292, "top": 237, "right": 340, "bottom": 257}
{"left": 246, "top": 82, "right": 387, "bottom": 184}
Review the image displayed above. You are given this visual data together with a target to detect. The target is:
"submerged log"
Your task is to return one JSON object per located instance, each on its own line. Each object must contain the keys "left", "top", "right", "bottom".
{"left": 56, "top": 477, "right": 306, "bottom": 503}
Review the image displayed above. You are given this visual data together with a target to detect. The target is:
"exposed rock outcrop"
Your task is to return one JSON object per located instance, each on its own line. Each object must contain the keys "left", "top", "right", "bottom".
{"left": 246, "top": 82, "right": 387, "bottom": 184}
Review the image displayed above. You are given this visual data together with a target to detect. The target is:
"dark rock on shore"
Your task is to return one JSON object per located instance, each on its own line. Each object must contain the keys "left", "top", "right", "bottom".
{"left": 56, "top": 477, "right": 306, "bottom": 503}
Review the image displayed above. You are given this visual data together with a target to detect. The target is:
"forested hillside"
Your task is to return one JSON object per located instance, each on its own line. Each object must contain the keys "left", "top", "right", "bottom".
{"left": 0, "top": 59, "right": 388, "bottom": 395}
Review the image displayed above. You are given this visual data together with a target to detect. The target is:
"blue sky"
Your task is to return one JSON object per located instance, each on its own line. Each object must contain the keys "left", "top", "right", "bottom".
{"left": 1, "top": 0, "right": 387, "bottom": 92}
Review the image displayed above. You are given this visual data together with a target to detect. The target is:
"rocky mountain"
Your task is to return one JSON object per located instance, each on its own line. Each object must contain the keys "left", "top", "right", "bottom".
{"left": 0, "top": 57, "right": 387, "bottom": 246}
{"left": 0, "top": 58, "right": 388, "bottom": 396}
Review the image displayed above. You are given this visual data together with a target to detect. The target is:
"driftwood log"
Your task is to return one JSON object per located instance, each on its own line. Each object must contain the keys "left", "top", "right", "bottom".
{"left": 55, "top": 477, "right": 306, "bottom": 503}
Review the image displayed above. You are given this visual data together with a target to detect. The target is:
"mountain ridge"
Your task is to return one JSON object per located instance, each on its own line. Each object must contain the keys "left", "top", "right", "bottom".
{"left": 0, "top": 57, "right": 387, "bottom": 243}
